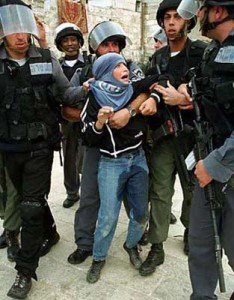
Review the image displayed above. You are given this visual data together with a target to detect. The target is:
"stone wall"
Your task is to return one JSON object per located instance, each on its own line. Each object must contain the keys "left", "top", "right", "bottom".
{"left": 26, "top": 0, "right": 201, "bottom": 65}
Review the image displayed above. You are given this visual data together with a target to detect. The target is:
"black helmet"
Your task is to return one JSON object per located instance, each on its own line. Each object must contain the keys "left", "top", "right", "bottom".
{"left": 54, "top": 23, "right": 84, "bottom": 51}
{"left": 0, "top": 0, "right": 29, "bottom": 7}
{"left": 156, "top": 0, "right": 197, "bottom": 31}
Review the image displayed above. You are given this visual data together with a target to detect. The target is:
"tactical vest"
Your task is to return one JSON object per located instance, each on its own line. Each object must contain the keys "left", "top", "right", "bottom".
{"left": 148, "top": 39, "right": 207, "bottom": 130}
{"left": 0, "top": 48, "right": 60, "bottom": 148}
{"left": 197, "top": 37, "right": 234, "bottom": 141}
{"left": 59, "top": 58, "right": 86, "bottom": 81}
{"left": 150, "top": 38, "right": 207, "bottom": 85}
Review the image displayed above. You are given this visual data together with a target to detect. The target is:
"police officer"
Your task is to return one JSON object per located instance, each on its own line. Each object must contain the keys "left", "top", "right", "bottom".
{"left": 177, "top": 0, "right": 234, "bottom": 298}
{"left": 67, "top": 20, "right": 156, "bottom": 266}
{"left": 139, "top": 0, "right": 207, "bottom": 277}
{"left": 0, "top": 1, "right": 84, "bottom": 298}
{"left": 0, "top": 14, "right": 52, "bottom": 263}
{"left": 54, "top": 23, "right": 87, "bottom": 208}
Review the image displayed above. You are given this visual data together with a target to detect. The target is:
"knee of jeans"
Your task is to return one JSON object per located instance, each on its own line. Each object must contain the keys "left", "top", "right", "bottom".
{"left": 99, "top": 215, "right": 118, "bottom": 238}
{"left": 133, "top": 212, "right": 149, "bottom": 227}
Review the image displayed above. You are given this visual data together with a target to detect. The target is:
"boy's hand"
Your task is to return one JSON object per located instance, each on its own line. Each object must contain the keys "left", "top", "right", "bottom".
{"left": 96, "top": 106, "right": 114, "bottom": 130}
{"left": 139, "top": 97, "right": 157, "bottom": 115}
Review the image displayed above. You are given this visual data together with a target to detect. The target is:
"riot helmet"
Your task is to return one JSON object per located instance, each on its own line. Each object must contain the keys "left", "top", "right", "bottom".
{"left": 0, "top": 0, "right": 39, "bottom": 39}
{"left": 178, "top": 0, "right": 234, "bottom": 19}
{"left": 54, "top": 22, "right": 84, "bottom": 51}
{"left": 156, "top": 0, "right": 197, "bottom": 32}
{"left": 177, "top": 0, "right": 234, "bottom": 34}
{"left": 88, "top": 21, "right": 131, "bottom": 54}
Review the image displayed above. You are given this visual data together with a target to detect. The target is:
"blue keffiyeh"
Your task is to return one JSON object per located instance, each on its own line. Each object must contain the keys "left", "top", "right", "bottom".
{"left": 89, "top": 53, "right": 133, "bottom": 111}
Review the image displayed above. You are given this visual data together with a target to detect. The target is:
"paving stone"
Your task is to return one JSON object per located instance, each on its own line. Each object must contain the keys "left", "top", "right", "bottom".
{"left": 0, "top": 153, "right": 233, "bottom": 300}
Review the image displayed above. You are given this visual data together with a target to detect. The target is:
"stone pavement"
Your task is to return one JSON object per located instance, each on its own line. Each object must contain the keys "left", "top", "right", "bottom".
{"left": 0, "top": 153, "right": 233, "bottom": 300}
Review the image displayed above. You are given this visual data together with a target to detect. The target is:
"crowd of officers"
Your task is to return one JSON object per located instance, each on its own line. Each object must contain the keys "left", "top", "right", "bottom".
{"left": 0, "top": 0, "right": 233, "bottom": 299}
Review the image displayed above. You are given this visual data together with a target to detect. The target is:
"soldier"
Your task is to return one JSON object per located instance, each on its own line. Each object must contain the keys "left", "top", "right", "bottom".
{"left": 54, "top": 23, "right": 87, "bottom": 208}
{"left": 149, "top": 27, "right": 178, "bottom": 226}
{"left": 139, "top": 0, "right": 207, "bottom": 277}
{"left": 67, "top": 20, "right": 156, "bottom": 265}
{"left": 0, "top": 0, "right": 84, "bottom": 298}
{"left": 0, "top": 14, "right": 55, "bottom": 263}
{"left": 0, "top": 152, "right": 21, "bottom": 262}
{"left": 177, "top": 0, "right": 234, "bottom": 298}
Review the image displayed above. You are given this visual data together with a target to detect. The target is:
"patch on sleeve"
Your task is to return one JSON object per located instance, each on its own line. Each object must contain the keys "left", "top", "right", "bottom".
{"left": 30, "top": 62, "right": 52, "bottom": 75}
{"left": 215, "top": 46, "right": 234, "bottom": 63}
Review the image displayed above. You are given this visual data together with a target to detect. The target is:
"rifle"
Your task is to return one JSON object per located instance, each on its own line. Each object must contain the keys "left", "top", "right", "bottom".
{"left": 189, "top": 74, "right": 226, "bottom": 293}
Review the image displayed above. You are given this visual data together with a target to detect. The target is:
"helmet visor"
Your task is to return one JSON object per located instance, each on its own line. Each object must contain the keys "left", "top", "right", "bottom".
{"left": 0, "top": 4, "right": 39, "bottom": 39}
{"left": 89, "top": 21, "right": 131, "bottom": 52}
{"left": 177, "top": 0, "right": 203, "bottom": 19}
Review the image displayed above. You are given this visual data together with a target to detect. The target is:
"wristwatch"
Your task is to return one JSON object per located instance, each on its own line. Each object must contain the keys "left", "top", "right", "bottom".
{"left": 126, "top": 105, "right": 137, "bottom": 117}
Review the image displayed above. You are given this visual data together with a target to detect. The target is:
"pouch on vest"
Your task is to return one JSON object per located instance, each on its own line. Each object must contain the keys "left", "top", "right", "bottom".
{"left": 33, "top": 86, "right": 58, "bottom": 126}
{"left": 10, "top": 124, "right": 27, "bottom": 141}
{"left": 215, "top": 81, "right": 234, "bottom": 115}
{"left": 27, "top": 122, "right": 48, "bottom": 140}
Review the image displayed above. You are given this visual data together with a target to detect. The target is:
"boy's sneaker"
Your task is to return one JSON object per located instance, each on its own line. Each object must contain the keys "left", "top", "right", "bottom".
{"left": 123, "top": 242, "right": 142, "bottom": 269}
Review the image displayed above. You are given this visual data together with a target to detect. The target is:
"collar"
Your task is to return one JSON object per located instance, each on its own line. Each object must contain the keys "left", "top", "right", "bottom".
{"left": 60, "top": 52, "right": 84, "bottom": 66}
{"left": 222, "top": 29, "right": 234, "bottom": 43}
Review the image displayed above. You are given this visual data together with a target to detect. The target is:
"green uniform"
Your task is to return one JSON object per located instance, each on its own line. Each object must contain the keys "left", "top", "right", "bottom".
{"left": 147, "top": 38, "right": 206, "bottom": 244}
{"left": 148, "top": 132, "right": 193, "bottom": 243}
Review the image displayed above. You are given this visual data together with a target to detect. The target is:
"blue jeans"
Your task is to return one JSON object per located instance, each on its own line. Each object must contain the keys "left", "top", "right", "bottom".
{"left": 93, "top": 148, "right": 149, "bottom": 261}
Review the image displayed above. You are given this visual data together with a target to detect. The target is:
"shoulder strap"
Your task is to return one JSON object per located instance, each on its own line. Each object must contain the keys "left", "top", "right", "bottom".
{"left": 82, "top": 50, "right": 93, "bottom": 65}
{"left": 79, "top": 63, "right": 93, "bottom": 85}
{"left": 185, "top": 38, "right": 207, "bottom": 68}
{"left": 36, "top": 48, "right": 52, "bottom": 63}
{"left": 0, "top": 60, "right": 4, "bottom": 75}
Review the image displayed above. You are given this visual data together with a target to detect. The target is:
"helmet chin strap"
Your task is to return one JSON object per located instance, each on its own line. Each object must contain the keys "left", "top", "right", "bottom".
{"left": 172, "top": 23, "right": 188, "bottom": 39}
{"left": 200, "top": 7, "right": 234, "bottom": 34}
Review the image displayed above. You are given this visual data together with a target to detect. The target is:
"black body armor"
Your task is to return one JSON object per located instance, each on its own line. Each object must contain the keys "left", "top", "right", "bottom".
{"left": 196, "top": 37, "right": 234, "bottom": 143}
{"left": 0, "top": 48, "right": 60, "bottom": 151}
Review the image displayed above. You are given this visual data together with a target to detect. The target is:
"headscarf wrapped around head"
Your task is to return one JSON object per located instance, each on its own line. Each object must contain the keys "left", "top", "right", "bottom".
{"left": 90, "top": 53, "right": 133, "bottom": 111}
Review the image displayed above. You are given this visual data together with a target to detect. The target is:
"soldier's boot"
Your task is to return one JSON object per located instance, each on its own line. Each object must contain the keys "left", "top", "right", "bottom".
{"left": 183, "top": 228, "right": 189, "bottom": 256}
{"left": 0, "top": 229, "right": 7, "bottom": 249}
{"left": 6, "top": 230, "right": 20, "bottom": 262}
{"left": 7, "top": 272, "right": 32, "bottom": 299}
{"left": 139, "top": 243, "right": 165, "bottom": 276}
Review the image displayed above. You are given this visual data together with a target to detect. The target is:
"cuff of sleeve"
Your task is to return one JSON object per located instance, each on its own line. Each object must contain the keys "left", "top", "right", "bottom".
{"left": 203, "top": 151, "right": 233, "bottom": 183}
{"left": 93, "top": 123, "right": 103, "bottom": 134}
{"left": 150, "top": 91, "right": 161, "bottom": 103}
